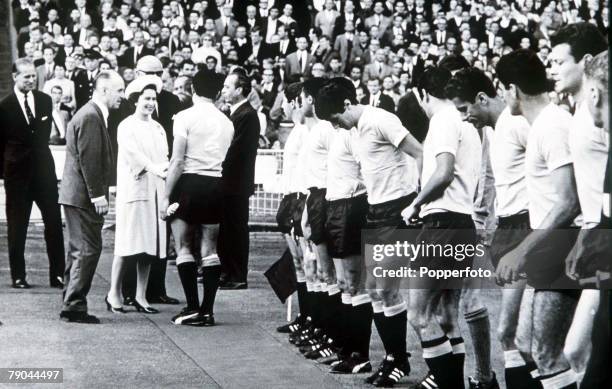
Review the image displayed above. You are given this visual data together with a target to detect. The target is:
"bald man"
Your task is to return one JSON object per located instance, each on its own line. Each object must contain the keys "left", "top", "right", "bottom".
{"left": 59, "top": 71, "right": 125, "bottom": 324}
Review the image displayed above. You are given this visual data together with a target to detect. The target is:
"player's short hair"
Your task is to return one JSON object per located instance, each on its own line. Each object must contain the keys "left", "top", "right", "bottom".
{"left": 193, "top": 70, "right": 224, "bottom": 98}
{"left": 550, "top": 22, "right": 608, "bottom": 62}
{"left": 584, "top": 50, "right": 608, "bottom": 92}
{"left": 314, "top": 77, "right": 357, "bottom": 121}
{"left": 284, "top": 82, "right": 303, "bottom": 101}
{"left": 302, "top": 77, "right": 328, "bottom": 98}
{"left": 445, "top": 67, "right": 497, "bottom": 103}
{"left": 438, "top": 54, "right": 470, "bottom": 72}
{"left": 417, "top": 66, "right": 452, "bottom": 99}
{"left": 496, "top": 49, "right": 551, "bottom": 95}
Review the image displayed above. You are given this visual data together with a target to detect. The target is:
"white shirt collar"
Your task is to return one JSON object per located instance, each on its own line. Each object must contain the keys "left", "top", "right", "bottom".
{"left": 230, "top": 99, "right": 248, "bottom": 115}
{"left": 91, "top": 96, "right": 109, "bottom": 126}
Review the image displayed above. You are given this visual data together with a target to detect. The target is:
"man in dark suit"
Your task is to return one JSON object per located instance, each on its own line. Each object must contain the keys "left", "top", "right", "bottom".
{"left": 118, "top": 31, "right": 154, "bottom": 68}
{"left": 366, "top": 78, "right": 395, "bottom": 113}
{"left": 218, "top": 69, "right": 260, "bottom": 289}
{"left": 115, "top": 56, "right": 182, "bottom": 306}
{"left": 58, "top": 70, "right": 125, "bottom": 324}
{"left": 0, "top": 58, "right": 65, "bottom": 289}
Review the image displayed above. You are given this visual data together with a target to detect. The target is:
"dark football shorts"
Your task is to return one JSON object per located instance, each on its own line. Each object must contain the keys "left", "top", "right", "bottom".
{"left": 415, "top": 211, "right": 478, "bottom": 269}
{"left": 490, "top": 212, "right": 531, "bottom": 269}
{"left": 169, "top": 174, "right": 223, "bottom": 225}
{"left": 306, "top": 187, "right": 327, "bottom": 245}
{"left": 292, "top": 194, "right": 307, "bottom": 237}
{"left": 523, "top": 227, "right": 580, "bottom": 288}
{"left": 276, "top": 193, "right": 298, "bottom": 234}
{"left": 365, "top": 193, "right": 417, "bottom": 244}
{"left": 325, "top": 194, "right": 369, "bottom": 258}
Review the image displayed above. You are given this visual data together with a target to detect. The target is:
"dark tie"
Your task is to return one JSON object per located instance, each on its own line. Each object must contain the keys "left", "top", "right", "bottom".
{"left": 346, "top": 38, "right": 353, "bottom": 68}
{"left": 23, "top": 92, "right": 35, "bottom": 126}
{"left": 298, "top": 52, "right": 304, "bottom": 72}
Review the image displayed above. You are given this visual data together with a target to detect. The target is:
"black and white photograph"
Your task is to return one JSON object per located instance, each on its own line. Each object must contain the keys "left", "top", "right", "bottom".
{"left": 0, "top": 0, "right": 610, "bottom": 388}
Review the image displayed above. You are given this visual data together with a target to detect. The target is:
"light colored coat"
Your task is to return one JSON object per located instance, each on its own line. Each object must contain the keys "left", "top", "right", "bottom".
{"left": 114, "top": 115, "right": 168, "bottom": 258}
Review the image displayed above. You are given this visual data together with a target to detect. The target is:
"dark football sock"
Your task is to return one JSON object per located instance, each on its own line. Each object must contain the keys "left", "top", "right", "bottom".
{"left": 422, "top": 336, "right": 456, "bottom": 389}
{"left": 326, "top": 288, "right": 342, "bottom": 344}
{"left": 449, "top": 336, "right": 466, "bottom": 385}
{"left": 296, "top": 281, "right": 308, "bottom": 322}
{"left": 200, "top": 265, "right": 221, "bottom": 315}
{"left": 352, "top": 294, "right": 373, "bottom": 359}
{"left": 384, "top": 302, "right": 409, "bottom": 361}
{"left": 177, "top": 261, "right": 199, "bottom": 310}
{"left": 373, "top": 301, "right": 393, "bottom": 355}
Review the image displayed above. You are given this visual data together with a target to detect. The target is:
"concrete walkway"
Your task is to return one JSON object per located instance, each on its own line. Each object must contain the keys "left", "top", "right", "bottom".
{"left": 0, "top": 225, "right": 505, "bottom": 388}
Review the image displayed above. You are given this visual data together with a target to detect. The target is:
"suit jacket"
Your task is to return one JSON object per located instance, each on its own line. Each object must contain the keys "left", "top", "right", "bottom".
{"left": 119, "top": 46, "right": 155, "bottom": 68}
{"left": 396, "top": 91, "right": 429, "bottom": 143}
{"left": 363, "top": 62, "right": 392, "bottom": 82}
{"left": 0, "top": 90, "right": 57, "bottom": 187}
{"left": 333, "top": 34, "right": 355, "bottom": 69}
{"left": 315, "top": 9, "right": 341, "bottom": 37}
{"left": 215, "top": 17, "right": 239, "bottom": 38}
{"left": 223, "top": 101, "right": 260, "bottom": 196}
{"left": 365, "top": 15, "right": 392, "bottom": 39}
{"left": 36, "top": 64, "right": 56, "bottom": 91}
{"left": 59, "top": 101, "right": 114, "bottom": 208}
{"left": 277, "top": 38, "right": 297, "bottom": 57}
{"left": 369, "top": 93, "right": 395, "bottom": 113}
{"left": 285, "top": 50, "right": 314, "bottom": 77}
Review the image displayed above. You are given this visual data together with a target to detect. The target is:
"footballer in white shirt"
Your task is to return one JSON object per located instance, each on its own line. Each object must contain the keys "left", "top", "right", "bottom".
{"left": 496, "top": 49, "right": 582, "bottom": 389}
{"left": 549, "top": 23, "right": 609, "bottom": 388}
{"left": 401, "top": 66, "right": 481, "bottom": 389}
{"left": 446, "top": 67, "right": 537, "bottom": 389}
{"left": 315, "top": 77, "right": 422, "bottom": 387}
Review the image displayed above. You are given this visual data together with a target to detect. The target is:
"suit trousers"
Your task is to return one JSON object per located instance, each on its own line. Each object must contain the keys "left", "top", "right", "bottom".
{"left": 218, "top": 194, "right": 250, "bottom": 283}
{"left": 62, "top": 205, "right": 104, "bottom": 312}
{"left": 6, "top": 182, "right": 65, "bottom": 281}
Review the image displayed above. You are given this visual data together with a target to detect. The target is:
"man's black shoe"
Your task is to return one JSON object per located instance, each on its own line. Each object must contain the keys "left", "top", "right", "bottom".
{"left": 372, "top": 355, "right": 410, "bottom": 387}
{"left": 219, "top": 281, "right": 248, "bottom": 290}
{"left": 50, "top": 276, "right": 64, "bottom": 288}
{"left": 12, "top": 279, "right": 31, "bottom": 289}
{"left": 182, "top": 313, "right": 215, "bottom": 327}
{"left": 123, "top": 296, "right": 136, "bottom": 306}
{"left": 330, "top": 352, "right": 372, "bottom": 374}
{"left": 149, "top": 295, "right": 180, "bottom": 305}
{"left": 59, "top": 311, "right": 100, "bottom": 324}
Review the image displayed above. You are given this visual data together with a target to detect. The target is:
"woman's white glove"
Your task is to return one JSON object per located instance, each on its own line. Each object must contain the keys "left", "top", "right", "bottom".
{"left": 147, "top": 162, "right": 169, "bottom": 178}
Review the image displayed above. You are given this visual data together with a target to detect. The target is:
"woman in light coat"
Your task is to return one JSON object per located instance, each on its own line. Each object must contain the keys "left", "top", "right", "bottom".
{"left": 106, "top": 76, "right": 168, "bottom": 314}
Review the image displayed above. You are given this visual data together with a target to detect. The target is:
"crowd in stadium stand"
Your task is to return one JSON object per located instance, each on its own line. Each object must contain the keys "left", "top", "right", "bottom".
{"left": 11, "top": 0, "right": 609, "bottom": 146}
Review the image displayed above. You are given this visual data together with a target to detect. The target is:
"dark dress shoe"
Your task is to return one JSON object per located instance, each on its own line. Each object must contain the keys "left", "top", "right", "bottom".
{"left": 182, "top": 313, "right": 215, "bottom": 327}
{"left": 50, "top": 276, "right": 64, "bottom": 288}
{"left": 59, "top": 311, "right": 100, "bottom": 324}
{"left": 133, "top": 300, "right": 160, "bottom": 314}
{"left": 12, "top": 279, "right": 31, "bottom": 289}
{"left": 219, "top": 281, "right": 248, "bottom": 290}
{"left": 149, "top": 295, "right": 180, "bottom": 305}
{"left": 123, "top": 296, "right": 136, "bottom": 306}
